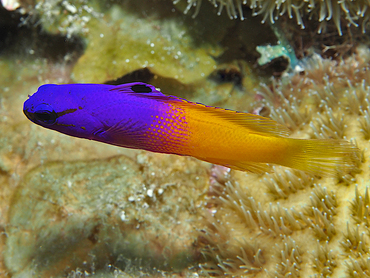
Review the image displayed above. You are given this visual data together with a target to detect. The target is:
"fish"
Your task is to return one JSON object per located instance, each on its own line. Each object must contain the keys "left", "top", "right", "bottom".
{"left": 23, "top": 82, "right": 358, "bottom": 176}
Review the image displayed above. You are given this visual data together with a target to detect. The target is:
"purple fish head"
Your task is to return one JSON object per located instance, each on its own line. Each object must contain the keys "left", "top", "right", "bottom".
{"left": 23, "top": 84, "right": 105, "bottom": 139}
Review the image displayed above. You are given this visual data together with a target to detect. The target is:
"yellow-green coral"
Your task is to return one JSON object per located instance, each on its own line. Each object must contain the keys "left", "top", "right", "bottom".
{"left": 72, "top": 5, "right": 220, "bottom": 85}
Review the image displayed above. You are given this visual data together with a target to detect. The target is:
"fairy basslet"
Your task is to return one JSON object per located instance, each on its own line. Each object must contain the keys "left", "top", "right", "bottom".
{"left": 23, "top": 82, "right": 358, "bottom": 176}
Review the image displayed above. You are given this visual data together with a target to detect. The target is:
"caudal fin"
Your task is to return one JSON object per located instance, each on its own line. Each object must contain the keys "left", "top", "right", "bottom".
{"left": 281, "top": 139, "right": 360, "bottom": 176}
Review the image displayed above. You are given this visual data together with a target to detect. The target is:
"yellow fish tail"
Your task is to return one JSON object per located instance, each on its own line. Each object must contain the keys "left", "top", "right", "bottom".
{"left": 279, "top": 139, "right": 359, "bottom": 176}
{"left": 196, "top": 138, "right": 358, "bottom": 176}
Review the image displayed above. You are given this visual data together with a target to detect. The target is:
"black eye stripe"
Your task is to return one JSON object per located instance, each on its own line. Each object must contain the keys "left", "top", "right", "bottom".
{"left": 25, "top": 105, "right": 78, "bottom": 126}
{"left": 35, "top": 111, "right": 53, "bottom": 120}
{"left": 34, "top": 110, "right": 57, "bottom": 125}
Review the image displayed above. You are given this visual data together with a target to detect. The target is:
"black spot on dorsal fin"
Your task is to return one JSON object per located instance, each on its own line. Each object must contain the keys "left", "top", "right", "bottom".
{"left": 131, "top": 84, "right": 152, "bottom": 93}
{"left": 110, "top": 82, "right": 170, "bottom": 99}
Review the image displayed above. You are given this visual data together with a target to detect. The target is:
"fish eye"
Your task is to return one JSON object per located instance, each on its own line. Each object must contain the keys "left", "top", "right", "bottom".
{"left": 34, "top": 103, "right": 57, "bottom": 125}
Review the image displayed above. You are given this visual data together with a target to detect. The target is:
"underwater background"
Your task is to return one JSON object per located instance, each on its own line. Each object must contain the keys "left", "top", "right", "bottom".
{"left": 2, "top": 0, "right": 370, "bottom": 277}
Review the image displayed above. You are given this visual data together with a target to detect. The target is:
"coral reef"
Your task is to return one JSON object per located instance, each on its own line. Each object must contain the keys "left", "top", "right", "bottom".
{"left": 2, "top": 0, "right": 370, "bottom": 277}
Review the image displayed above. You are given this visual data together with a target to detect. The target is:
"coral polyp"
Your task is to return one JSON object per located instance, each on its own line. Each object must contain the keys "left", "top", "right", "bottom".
{"left": 174, "top": 0, "right": 247, "bottom": 19}
{"left": 174, "top": 0, "right": 370, "bottom": 34}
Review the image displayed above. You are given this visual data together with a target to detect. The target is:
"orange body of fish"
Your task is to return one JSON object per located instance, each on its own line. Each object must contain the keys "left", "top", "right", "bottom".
{"left": 176, "top": 101, "right": 357, "bottom": 176}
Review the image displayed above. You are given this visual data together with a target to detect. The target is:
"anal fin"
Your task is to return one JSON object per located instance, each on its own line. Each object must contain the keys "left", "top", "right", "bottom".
{"left": 196, "top": 157, "right": 272, "bottom": 174}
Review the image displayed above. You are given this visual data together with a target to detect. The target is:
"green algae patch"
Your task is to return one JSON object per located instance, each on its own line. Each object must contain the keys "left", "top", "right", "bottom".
{"left": 5, "top": 154, "right": 209, "bottom": 277}
{"left": 72, "top": 6, "right": 220, "bottom": 84}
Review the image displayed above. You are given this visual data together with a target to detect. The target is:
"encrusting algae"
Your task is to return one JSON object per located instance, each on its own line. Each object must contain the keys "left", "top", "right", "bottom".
{"left": 5, "top": 154, "right": 209, "bottom": 276}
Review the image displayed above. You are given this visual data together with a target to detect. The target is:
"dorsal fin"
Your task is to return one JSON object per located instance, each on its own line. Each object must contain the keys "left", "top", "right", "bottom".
{"left": 110, "top": 82, "right": 290, "bottom": 137}
{"left": 176, "top": 101, "right": 291, "bottom": 137}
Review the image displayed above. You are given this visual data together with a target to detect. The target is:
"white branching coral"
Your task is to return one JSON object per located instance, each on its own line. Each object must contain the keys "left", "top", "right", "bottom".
{"left": 174, "top": 0, "right": 370, "bottom": 35}
{"left": 28, "top": 0, "right": 102, "bottom": 38}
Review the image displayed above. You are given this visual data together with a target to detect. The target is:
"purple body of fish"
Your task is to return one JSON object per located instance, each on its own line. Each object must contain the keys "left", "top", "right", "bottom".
{"left": 23, "top": 83, "right": 190, "bottom": 154}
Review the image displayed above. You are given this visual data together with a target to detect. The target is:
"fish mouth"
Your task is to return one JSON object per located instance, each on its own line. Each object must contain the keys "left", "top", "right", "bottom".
{"left": 23, "top": 109, "right": 35, "bottom": 122}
